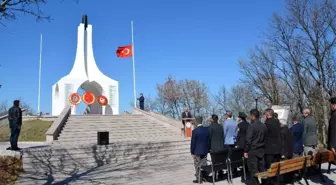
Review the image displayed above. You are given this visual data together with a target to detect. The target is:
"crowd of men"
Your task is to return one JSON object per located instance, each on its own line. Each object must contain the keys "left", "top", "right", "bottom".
{"left": 189, "top": 97, "right": 336, "bottom": 184}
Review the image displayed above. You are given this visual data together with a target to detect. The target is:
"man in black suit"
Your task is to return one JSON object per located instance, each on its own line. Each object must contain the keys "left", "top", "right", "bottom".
{"left": 208, "top": 114, "right": 225, "bottom": 153}
{"left": 263, "top": 108, "right": 282, "bottom": 185}
{"left": 244, "top": 109, "right": 267, "bottom": 185}
{"left": 236, "top": 112, "right": 249, "bottom": 149}
{"left": 182, "top": 107, "right": 193, "bottom": 127}
{"left": 191, "top": 116, "right": 209, "bottom": 183}
{"left": 137, "top": 93, "right": 145, "bottom": 110}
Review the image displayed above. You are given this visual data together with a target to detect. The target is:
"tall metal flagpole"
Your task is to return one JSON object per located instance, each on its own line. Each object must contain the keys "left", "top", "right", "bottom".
{"left": 37, "top": 33, "right": 42, "bottom": 114}
{"left": 131, "top": 21, "right": 137, "bottom": 108}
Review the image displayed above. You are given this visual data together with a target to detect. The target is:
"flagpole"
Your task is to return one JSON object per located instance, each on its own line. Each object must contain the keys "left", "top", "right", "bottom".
{"left": 37, "top": 33, "right": 42, "bottom": 114}
{"left": 131, "top": 21, "right": 137, "bottom": 108}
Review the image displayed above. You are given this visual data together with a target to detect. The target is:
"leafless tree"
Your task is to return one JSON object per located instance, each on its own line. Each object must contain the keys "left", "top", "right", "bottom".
{"left": 0, "top": 0, "right": 78, "bottom": 26}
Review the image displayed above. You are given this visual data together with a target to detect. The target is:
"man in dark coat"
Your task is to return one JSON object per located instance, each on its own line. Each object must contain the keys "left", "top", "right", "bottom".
{"left": 182, "top": 107, "right": 193, "bottom": 127}
{"left": 328, "top": 97, "right": 336, "bottom": 154}
{"left": 264, "top": 109, "right": 282, "bottom": 168}
{"left": 280, "top": 124, "right": 294, "bottom": 159}
{"left": 302, "top": 108, "right": 318, "bottom": 156}
{"left": 244, "top": 109, "right": 267, "bottom": 185}
{"left": 208, "top": 114, "right": 225, "bottom": 153}
{"left": 137, "top": 93, "right": 145, "bottom": 110}
{"left": 280, "top": 123, "right": 294, "bottom": 184}
{"left": 191, "top": 116, "right": 209, "bottom": 183}
{"left": 236, "top": 112, "right": 249, "bottom": 149}
{"left": 7, "top": 100, "right": 22, "bottom": 151}
{"left": 263, "top": 109, "right": 282, "bottom": 185}
{"left": 290, "top": 114, "right": 304, "bottom": 157}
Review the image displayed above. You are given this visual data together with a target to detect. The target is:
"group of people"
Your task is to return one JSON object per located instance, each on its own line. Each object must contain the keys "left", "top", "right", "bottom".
{"left": 189, "top": 97, "right": 336, "bottom": 185}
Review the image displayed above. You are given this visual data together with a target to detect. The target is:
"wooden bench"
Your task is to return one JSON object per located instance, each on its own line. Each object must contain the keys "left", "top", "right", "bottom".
{"left": 311, "top": 150, "right": 335, "bottom": 182}
{"left": 255, "top": 156, "right": 311, "bottom": 185}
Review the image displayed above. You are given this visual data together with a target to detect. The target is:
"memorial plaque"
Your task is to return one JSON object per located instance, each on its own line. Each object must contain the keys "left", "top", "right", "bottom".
{"left": 272, "top": 105, "right": 291, "bottom": 126}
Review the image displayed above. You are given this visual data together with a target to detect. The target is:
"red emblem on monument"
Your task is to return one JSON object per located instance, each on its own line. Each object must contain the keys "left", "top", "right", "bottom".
{"left": 98, "top": 95, "right": 108, "bottom": 106}
{"left": 82, "top": 92, "right": 95, "bottom": 105}
{"left": 69, "top": 93, "right": 81, "bottom": 105}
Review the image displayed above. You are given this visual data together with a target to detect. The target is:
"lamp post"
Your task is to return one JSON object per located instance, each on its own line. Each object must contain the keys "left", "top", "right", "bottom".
{"left": 255, "top": 97, "right": 259, "bottom": 110}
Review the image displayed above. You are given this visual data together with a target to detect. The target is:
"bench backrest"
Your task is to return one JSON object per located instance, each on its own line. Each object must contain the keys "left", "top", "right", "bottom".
{"left": 210, "top": 149, "right": 230, "bottom": 171}
{"left": 312, "top": 150, "right": 334, "bottom": 166}
{"left": 266, "top": 156, "right": 311, "bottom": 177}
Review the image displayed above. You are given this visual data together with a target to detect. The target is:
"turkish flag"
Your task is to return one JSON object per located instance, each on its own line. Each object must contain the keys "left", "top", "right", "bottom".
{"left": 116, "top": 45, "right": 133, "bottom": 58}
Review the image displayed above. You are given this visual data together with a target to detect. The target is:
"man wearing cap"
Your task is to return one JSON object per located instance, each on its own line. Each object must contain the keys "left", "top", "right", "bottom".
{"left": 190, "top": 116, "right": 209, "bottom": 183}
{"left": 7, "top": 100, "right": 22, "bottom": 151}
{"left": 328, "top": 97, "right": 336, "bottom": 154}
{"left": 137, "top": 93, "right": 145, "bottom": 110}
{"left": 236, "top": 112, "right": 249, "bottom": 149}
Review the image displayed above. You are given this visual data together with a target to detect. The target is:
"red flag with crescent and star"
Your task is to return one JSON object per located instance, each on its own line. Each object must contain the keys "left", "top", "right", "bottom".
{"left": 116, "top": 45, "right": 133, "bottom": 58}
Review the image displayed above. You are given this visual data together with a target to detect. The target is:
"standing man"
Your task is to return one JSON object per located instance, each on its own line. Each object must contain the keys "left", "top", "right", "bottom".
{"left": 190, "top": 116, "right": 209, "bottom": 183}
{"left": 236, "top": 112, "right": 249, "bottom": 149}
{"left": 7, "top": 100, "right": 22, "bottom": 151}
{"left": 182, "top": 107, "right": 193, "bottom": 128}
{"left": 208, "top": 114, "right": 225, "bottom": 153}
{"left": 137, "top": 93, "right": 145, "bottom": 110}
{"left": 244, "top": 109, "right": 267, "bottom": 185}
{"left": 290, "top": 114, "right": 304, "bottom": 157}
{"left": 302, "top": 108, "right": 318, "bottom": 156}
{"left": 223, "top": 111, "right": 237, "bottom": 148}
{"left": 328, "top": 97, "right": 336, "bottom": 154}
{"left": 264, "top": 109, "right": 282, "bottom": 170}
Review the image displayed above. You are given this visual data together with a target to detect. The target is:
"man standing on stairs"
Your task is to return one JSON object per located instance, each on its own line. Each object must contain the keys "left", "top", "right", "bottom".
{"left": 137, "top": 93, "right": 145, "bottom": 110}
{"left": 191, "top": 116, "right": 209, "bottom": 183}
{"left": 7, "top": 100, "right": 22, "bottom": 151}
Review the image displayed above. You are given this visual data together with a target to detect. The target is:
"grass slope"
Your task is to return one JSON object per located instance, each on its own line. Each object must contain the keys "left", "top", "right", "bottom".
{"left": 0, "top": 120, "right": 53, "bottom": 142}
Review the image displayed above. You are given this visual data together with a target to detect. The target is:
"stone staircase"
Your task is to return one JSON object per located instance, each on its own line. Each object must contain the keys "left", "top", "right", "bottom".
{"left": 15, "top": 113, "right": 199, "bottom": 185}
{"left": 54, "top": 114, "right": 183, "bottom": 145}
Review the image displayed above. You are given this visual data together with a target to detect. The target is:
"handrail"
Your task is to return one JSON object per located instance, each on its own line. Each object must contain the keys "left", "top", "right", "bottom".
{"left": 0, "top": 109, "right": 27, "bottom": 121}
{"left": 46, "top": 106, "right": 71, "bottom": 143}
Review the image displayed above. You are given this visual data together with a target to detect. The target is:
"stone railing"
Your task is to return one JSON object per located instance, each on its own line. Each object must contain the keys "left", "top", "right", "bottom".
{"left": 132, "top": 108, "right": 182, "bottom": 134}
{"left": 0, "top": 109, "right": 27, "bottom": 125}
{"left": 46, "top": 106, "right": 71, "bottom": 143}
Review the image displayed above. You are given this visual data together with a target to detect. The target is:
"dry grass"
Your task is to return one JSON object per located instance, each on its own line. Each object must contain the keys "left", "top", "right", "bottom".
{"left": 0, "top": 156, "right": 22, "bottom": 185}
{"left": 0, "top": 120, "right": 53, "bottom": 142}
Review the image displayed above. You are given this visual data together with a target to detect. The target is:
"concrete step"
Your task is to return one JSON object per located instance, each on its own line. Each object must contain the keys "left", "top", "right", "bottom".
{"left": 63, "top": 123, "right": 162, "bottom": 127}
{"left": 53, "top": 138, "right": 187, "bottom": 145}
{"left": 46, "top": 139, "right": 190, "bottom": 149}
{"left": 57, "top": 135, "right": 182, "bottom": 143}
{"left": 59, "top": 127, "right": 174, "bottom": 133}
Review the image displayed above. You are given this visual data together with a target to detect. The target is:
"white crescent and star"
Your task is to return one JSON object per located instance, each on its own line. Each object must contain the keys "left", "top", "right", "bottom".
{"left": 122, "top": 48, "right": 130, "bottom": 55}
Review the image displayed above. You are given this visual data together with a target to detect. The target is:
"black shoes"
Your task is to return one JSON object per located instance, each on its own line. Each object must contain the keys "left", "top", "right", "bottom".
{"left": 193, "top": 179, "right": 203, "bottom": 184}
{"left": 6, "top": 147, "right": 22, "bottom": 151}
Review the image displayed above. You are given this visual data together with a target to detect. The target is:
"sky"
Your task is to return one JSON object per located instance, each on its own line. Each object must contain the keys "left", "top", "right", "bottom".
{"left": 0, "top": 0, "right": 285, "bottom": 114}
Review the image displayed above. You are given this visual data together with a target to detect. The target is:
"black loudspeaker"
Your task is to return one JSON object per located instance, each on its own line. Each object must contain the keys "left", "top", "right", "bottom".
{"left": 97, "top": 131, "right": 109, "bottom": 145}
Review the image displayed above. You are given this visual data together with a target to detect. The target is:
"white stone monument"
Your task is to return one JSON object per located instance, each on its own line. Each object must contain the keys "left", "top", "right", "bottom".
{"left": 52, "top": 15, "right": 119, "bottom": 115}
{"left": 272, "top": 105, "right": 291, "bottom": 126}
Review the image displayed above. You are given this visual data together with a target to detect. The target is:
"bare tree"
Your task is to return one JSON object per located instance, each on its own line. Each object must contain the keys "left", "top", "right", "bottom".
{"left": 227, "top": 84, "right": 256, "bottom": 114}
{"left": 0, "top": 0, "right": 78, "bottom": 25}
{"left": 213, "top": 85, "right": 229, "bottom": 119}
